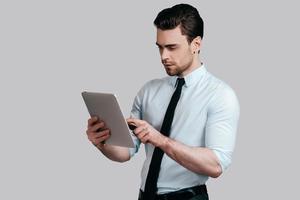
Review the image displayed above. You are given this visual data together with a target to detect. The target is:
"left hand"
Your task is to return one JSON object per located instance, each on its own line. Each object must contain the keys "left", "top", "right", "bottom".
{"left": 126, "top": 118, "right": 165, "bottom": 147}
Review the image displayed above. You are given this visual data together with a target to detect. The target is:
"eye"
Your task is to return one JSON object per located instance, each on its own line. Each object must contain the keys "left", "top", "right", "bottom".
{"left": 168, "top": 46, "right": 177, "bottom": 50}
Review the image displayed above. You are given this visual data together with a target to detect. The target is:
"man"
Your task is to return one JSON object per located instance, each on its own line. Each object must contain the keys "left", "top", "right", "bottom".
{"left": 86, "top": 3, "right": 240, "bottom": 200}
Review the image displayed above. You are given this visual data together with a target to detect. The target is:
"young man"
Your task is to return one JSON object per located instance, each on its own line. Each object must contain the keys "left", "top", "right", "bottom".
{"left": 86, "top": 4, "right": 240, "bottom": 200}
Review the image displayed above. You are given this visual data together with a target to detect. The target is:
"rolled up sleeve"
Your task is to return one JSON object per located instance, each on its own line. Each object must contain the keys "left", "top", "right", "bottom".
{"left": 205, "top": 85, "right": 240, "bottom": 172}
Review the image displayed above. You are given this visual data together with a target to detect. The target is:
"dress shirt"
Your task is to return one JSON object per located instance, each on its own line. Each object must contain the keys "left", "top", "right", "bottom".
{"left": 129, "top": 64, "right": 240, "bottom": 194}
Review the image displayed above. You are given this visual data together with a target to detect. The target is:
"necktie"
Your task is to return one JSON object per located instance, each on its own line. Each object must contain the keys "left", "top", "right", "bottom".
{"left": 143, "top": 78, "right": 185, "bottom": 200}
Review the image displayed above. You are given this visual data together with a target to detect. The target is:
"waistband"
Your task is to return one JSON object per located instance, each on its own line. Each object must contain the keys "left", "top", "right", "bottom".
{"left": 139, "top": 185, "right": 207, "bottom": 200}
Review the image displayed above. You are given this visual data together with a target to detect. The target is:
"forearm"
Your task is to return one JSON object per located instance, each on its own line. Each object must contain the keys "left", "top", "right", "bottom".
{"left": 96, "top": 144, "right": 130, "bottom": 163}
{"left": 158, "top": 136, "right": 222, "bottom": 178}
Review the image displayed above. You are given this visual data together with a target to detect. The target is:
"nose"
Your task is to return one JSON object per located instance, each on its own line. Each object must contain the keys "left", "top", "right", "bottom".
{"left": 160, "top": 48, "right": 170, "bottom": 61}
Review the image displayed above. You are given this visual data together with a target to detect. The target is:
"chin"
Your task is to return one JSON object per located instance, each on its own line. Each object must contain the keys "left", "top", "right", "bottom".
{"left": 165, "top": 68, "right": 173, "bottom": 75}
{"left": 166, "top": 70, "right": 177, "bottom": 76}
{"left": 165, "top": 66, "right": 180, "bottom": 76}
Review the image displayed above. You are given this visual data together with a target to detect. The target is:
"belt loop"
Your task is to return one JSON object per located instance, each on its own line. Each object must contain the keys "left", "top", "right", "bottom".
{"left": 138, "top": 189, "right": 143, "bottom": 200}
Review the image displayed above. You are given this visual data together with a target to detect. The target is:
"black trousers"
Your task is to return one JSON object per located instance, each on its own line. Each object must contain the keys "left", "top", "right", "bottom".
{"left": 138, "top": 185, "right": 209, "bottom": 200}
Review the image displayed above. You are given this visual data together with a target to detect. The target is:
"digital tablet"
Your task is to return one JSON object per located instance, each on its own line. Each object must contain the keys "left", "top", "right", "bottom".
{"left": 82, "top": 91, "right": 135, "bottom": 148}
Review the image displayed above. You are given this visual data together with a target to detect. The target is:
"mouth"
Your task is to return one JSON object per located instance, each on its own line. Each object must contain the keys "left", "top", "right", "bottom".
{"left": 163, "top": 63, "right": 173, "bottom": 67}
{"left": 164, "top": 66, "right": 172, "bottom": 71}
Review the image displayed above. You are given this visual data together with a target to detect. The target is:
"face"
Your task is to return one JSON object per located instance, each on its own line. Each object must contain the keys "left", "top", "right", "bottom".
{"left": 156, "top": 26, "right": 200, "bottom": 77}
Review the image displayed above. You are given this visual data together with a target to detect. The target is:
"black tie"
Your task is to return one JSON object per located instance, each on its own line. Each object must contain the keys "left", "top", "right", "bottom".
{"left": 143, "top": 78, "right": 185, "bottom": 200}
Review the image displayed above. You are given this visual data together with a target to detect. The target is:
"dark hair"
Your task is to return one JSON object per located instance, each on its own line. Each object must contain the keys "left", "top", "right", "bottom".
{"left": 154, "top": 4, "right": 204, "bottom": 43}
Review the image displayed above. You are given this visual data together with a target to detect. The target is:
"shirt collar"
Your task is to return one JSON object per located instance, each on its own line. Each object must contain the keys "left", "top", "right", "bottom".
{"left": 169, "top": 64, "right": 207, "bottom": 88}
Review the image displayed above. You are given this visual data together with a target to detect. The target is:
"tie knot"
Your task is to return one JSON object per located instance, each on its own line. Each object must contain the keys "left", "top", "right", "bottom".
{"left": 177, "top": 78, "right": 185, "bottom": 88}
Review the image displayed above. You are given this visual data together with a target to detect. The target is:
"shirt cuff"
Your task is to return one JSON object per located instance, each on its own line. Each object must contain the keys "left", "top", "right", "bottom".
{"left": 212, "top": 149, "right": 232, "bottom": 172}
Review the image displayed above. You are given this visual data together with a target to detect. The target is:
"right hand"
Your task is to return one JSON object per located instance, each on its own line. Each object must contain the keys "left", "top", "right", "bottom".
{"left": 86, "top": 116, "right": 111, "bottom": 149}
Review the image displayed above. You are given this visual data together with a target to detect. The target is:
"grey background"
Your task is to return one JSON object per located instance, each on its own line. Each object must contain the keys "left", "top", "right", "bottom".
{"left": 0, "top": 0, "right": 299, "bottom": 199}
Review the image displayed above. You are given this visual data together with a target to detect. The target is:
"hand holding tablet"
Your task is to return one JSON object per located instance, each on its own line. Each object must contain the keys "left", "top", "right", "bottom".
{"left": 82, "top": 92, "right": 135, "bottom": 148}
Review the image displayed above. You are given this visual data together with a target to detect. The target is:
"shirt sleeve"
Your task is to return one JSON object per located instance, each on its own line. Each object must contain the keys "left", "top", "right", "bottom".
{"left": 128, "top": 87, "right": 144, "bottom": 157}
{"left": 205, "top": 84, "right": 240, "bottom": 172}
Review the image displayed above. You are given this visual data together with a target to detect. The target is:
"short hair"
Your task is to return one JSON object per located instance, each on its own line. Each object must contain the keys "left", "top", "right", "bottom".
{"left": 154, "top": 4, "right": 204, "bottom": 43}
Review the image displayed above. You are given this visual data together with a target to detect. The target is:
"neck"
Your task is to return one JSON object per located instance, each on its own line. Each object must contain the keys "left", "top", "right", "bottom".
{"left": 179, "top": 56, "right": 202, "bottom": 77}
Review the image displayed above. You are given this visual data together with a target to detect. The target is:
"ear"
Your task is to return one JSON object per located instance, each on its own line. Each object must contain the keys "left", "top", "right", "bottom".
{"left": 192, "top": 36, "right": 202, "bottom": 54}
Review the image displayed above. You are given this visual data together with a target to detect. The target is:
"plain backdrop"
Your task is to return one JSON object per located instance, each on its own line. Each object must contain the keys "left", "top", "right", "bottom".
{"left": 1, "top": 0, "right": 299, "bottom": 199}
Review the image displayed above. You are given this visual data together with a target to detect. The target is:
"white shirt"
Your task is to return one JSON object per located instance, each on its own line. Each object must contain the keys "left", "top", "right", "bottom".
{"left": 129, "top": 65, "right": 240, "bottom": 194}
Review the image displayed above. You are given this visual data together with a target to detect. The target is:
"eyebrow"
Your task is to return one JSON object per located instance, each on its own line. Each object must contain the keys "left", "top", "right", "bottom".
{"left": 155, "top": 42, "right": 178, "bottom": 48}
